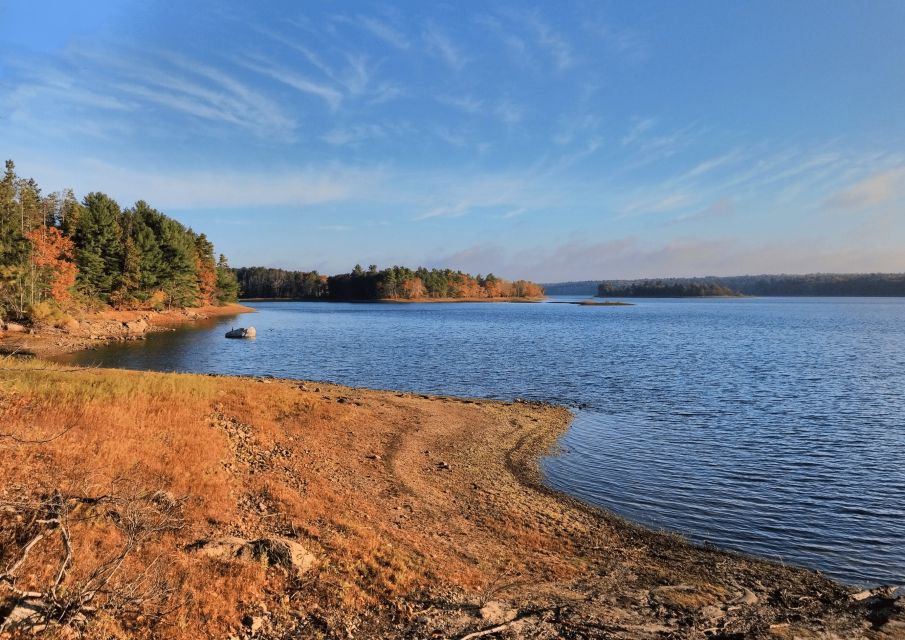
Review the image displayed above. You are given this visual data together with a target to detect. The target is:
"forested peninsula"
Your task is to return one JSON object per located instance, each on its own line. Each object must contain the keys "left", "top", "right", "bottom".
{"left": 0, "top": 160, "right": 239, "bottom": 329}
{"left": 0, "top": 159, "right": 249, "bottom": 357}
{"left": 236, "top": 265, "right": 544, "bottom": 301}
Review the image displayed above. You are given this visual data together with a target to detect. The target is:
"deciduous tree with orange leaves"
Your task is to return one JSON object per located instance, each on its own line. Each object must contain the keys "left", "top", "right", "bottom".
{"left": 26, "top": 226, "right": 77, "bottom": 305}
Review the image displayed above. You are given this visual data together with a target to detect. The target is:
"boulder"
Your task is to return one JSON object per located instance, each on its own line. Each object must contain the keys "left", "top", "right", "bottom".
{"left": 247, "top": 538, "right": 315, "bottom": 578}
{"left": 187, "top": 536, "right": 316, "bottom": 577}
{"left": 225, "top": 326, "right": 256, "bottom": 339}
{"left": 123, "top": 319, "right": 149, "bottom": 335}
{"left": 187, "top": 536, "right": 248, "bottom": 559}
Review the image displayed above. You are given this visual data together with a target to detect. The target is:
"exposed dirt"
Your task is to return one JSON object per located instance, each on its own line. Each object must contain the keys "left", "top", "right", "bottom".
{"left": 0, "top": 361, "right": 900, "bottom": 639}
{"left": 0, "top": 303, "right": 254, "bottom": 358}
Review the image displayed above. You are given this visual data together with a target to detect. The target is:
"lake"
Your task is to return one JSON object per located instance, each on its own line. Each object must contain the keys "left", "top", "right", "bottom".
{"left": 57, "top": 297, "right": 905, "bottom": 587}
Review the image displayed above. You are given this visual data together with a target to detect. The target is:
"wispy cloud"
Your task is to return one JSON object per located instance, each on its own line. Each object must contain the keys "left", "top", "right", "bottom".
{"left": 409, "top": 173, "right": 559, "bottom": 222}
{"left": 433, "top": 126, "right": 468, "bottom": 148}
{"left": 824, "top": 167, "right": 905, "bottom": 209}
{"left": 434, "top": 235, "right": 905, "bottom": 282}
{"left": 525, "top": 10, "right": 574, "bottom": 70}
{"left": 669, "top": 197, "right": 736, "bottom": 224}
{"left": 474, "top": 14, "right": 531, "bottom": 62}
{"left": 583, "top": 20, "right": 652, "bottom": 64}
{"left": 20, "top": 157, "right": 381, "bottom": 209}
{"left": 356, "top": 15, "right": 410, "bottom": 50}
{"left": 423, "top": 24, "right": 468, "bottom": 70}
{"left": 321, "top": 124, "right": 385, "bottom": 146}
{"left": 501, "top": 207, "right": 528, "bottom": 219}
{"left": 621, "top": 116, "right": 656, "bottom": 146}
{"left": 415, "top": 202, "right": 473, "bottom": 220}
{"left": 621, "top": 192, "right": 695, "bottom": 217}
{"left": 60, "top": 47, "right": 299, "bottom": 138}
{"left": 495, "top": 100, "right": 523, "bottom": 126}
{"left": 239, "top": 54, "right": 343, "bottom": 109}
{"left": 437, "top": 94, "right": 484, "bottom": 114}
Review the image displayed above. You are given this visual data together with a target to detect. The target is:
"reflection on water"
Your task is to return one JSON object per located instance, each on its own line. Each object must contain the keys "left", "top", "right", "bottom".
{"left": 58, "top": 297, "right": 905, "bottom": 586}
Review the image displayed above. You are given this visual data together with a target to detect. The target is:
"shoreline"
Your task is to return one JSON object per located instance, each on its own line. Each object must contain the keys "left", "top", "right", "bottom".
{"left": 0, "top": 302, "right": 255, "bottom": 359}
{"left": 0, "top": 357, "right": 900, "bottom": 637}
{"left": 240, "top": 296, "right": 545, "bottom": 304}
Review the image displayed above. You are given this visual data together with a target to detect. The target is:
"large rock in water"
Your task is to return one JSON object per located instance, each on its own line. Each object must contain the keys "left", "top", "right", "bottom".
{"left": 225, "top": 326, "right": 256, "bottom": 339}
{"left": 123, "top": 318, "right": 148, "bottom": 335}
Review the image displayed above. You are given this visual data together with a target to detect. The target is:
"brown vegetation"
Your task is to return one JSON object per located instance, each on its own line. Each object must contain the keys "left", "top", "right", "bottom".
{"left": 0, "top": 303, "right": 254, "bottom": 359}
{"left": 0, "top": 360, "right": 901, "bottom": 638}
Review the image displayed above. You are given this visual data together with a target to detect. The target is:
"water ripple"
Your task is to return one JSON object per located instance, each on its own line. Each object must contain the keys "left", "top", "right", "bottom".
{"left": 60, "top": 297, "right": 905, "bottom": 587}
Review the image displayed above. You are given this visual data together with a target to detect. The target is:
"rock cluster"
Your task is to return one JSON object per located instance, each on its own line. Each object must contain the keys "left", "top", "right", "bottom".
{"left": 187, "top": 536, "right": 316, "bottom": 578}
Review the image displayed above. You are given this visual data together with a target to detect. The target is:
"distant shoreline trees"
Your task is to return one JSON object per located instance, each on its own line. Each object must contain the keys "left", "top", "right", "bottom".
{"left": 0, "top": 159, "right": 238, "bottom": 325}
{"left": 235, "top": 264, "right": 544, "bottom": 301}
{"left": 592, "top": 274, "right": 905, "bottom": 298}
{"left": 597, "top": 280, "right": 741, "bottom": 298}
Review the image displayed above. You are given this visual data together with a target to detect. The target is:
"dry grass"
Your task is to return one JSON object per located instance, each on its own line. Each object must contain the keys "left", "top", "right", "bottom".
{"left": 0, "top": 359, "right": 889, "bottom": 639}
{"left": 0, "top": 360, "right": 544, "bottom": 638}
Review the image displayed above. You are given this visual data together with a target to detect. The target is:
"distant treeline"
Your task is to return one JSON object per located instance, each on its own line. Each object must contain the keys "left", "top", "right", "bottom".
{"left": 236, "top": 264, "right": 544, "bottom": 300}
{"left": 544, "top": 273, "right": 905, "bottom": 298}
{"left": 711, "top": 273, "right": 905, "bottom": 296}
{"left": 598, "top": 280, "right": 740, "bottom": 298}
{"left": 541, "top": 280, "right": 601, "bottom": 296}
{"left": 0, "top": 159, "right": 238, "bottom": 325}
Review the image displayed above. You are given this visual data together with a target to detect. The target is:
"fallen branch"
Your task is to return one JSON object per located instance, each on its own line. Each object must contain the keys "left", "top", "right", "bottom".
{"left": 0, "top": 484, "right": 185, "bottom": 632}
{"left": 459, "top": 620, "right": 521, "bottom": 640}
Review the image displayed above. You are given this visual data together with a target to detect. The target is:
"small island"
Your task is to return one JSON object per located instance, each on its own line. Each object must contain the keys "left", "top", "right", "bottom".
{"left": 235, "top": 264, "right": 544, "bottom": 302}
{"left": 548, "top": 299, "right": 634, "bottom": 306}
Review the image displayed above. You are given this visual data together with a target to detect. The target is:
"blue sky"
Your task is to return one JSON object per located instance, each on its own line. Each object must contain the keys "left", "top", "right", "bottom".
{"left": 1, "top": 0, "right": 904, "bottom": 281}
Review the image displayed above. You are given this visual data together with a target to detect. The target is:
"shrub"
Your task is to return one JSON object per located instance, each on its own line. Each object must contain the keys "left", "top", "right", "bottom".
{"left": 147, "top": 289, "right": 167, "bottom": 312}
{"left": 27, "top": 301, "right": 74, "bottom": 328}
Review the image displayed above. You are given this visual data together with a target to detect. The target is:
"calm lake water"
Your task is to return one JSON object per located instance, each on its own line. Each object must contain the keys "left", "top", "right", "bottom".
{"left": 58, "top": 297, "right": 905, "bottom": 587}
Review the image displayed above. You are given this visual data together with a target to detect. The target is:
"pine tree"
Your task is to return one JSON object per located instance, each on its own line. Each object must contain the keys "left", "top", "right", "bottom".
{"left": 58, "top": 189, "right": 83, "bottom": 236}
{"left": 129, "top": 201, "right": 165, "bottom": 292}
{"left": 0, "top": 161, "right": 30, "bottom": 317}
{"left": 158, "top": 218, "right": 199, "bottom": 308}
{"left": 75, "top": 192, "right": 123, "bottom": 299}
{"left": 215, "top": 254, "right": 239, "bottom": 304}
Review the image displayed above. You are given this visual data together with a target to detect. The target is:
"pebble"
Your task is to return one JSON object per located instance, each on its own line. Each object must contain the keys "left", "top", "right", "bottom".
{"left": 242, "top": 615, "right": 264, "bottom": 634}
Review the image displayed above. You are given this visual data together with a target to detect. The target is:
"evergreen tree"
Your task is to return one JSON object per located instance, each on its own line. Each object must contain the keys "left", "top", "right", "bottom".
{"left": 75, "top": 192, "right": 123, "bottom": 299}
{"left": 0, "top": 161, "right": 29, "bottom": 317}
{"left": 58, "top": 189, "right": 83, "bottom": 236}
{"left": 215, "top": 254, "right": 239, "bottom": 303}
{"left": 129, "top": 201, "right": 165, "bottom": 292}
{"left": 158, "top": 218, "right": 199, "bottom": 308}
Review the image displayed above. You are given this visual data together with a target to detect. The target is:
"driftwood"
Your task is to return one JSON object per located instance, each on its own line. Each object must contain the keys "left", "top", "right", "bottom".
{"left": 0, "top": 483, "right": 185, "bottom": 632}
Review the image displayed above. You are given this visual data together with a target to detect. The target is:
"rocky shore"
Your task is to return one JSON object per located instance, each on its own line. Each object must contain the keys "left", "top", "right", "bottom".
{"left": 0, "top": 357, "right": 901, "bottom": 639}
{"left": 0, "top": 303, "right": 253, "bottom": 358}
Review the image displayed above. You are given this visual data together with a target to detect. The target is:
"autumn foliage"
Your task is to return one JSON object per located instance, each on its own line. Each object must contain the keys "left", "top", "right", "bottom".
{"left": 26, "top": 227, "right": 77, "bottom": 304}
{"left": 0, "top": 159, "right": 238, "bottom": 322}
{"left": 236, "top": 264, "right": 545, "bottom": 301}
